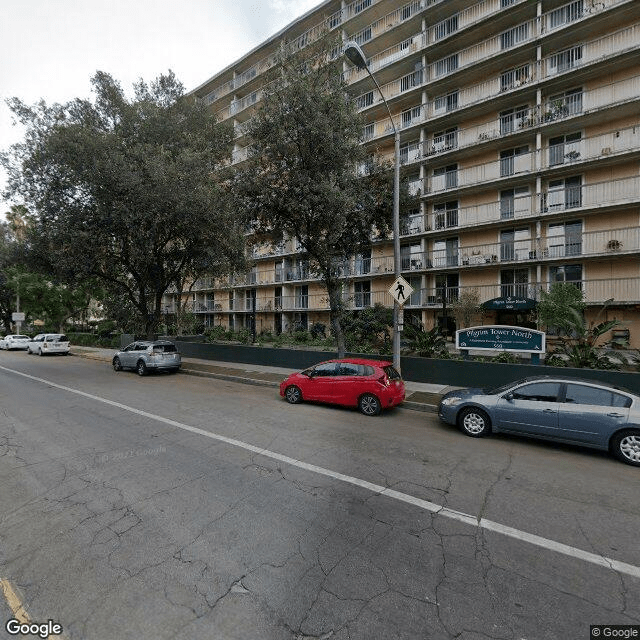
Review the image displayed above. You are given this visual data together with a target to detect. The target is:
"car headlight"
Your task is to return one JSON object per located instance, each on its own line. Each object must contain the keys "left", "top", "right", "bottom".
{"left": 441, "top": 396, "right": 463, "bottom": 407}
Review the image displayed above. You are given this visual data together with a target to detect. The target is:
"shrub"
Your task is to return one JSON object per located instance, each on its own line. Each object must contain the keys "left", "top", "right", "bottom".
{"left": 491, "top": 351, "right": 520, "bottom": 364}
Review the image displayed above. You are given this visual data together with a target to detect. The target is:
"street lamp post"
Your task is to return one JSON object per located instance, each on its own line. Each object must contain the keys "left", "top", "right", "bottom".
{"left": 344, "top": 41, "right": 402, "bottom": 372}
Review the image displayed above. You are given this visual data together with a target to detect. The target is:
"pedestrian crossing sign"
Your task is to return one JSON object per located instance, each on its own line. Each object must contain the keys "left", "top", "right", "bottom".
{"left": 389, "top": 276, "right": 413, "bottom": 306}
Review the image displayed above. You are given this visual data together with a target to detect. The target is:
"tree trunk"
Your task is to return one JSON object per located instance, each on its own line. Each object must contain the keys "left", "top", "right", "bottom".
{"left": 327, "top": 284, "right": 346, "bottom": 358}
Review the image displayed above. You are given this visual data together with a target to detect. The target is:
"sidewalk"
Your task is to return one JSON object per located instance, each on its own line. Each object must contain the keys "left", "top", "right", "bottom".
{"left": 71, "top": 346, "right": 453, "bottom": 412}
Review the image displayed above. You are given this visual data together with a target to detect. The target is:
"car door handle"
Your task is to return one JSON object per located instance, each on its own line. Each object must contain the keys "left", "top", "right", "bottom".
{"left": 542, "top": 408, "right": 556, "bottom": 413}
{"left": 607, "top": 413, "right": 624, "bottom": 418}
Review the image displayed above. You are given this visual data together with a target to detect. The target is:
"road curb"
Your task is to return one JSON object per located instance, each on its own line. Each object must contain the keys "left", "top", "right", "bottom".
{"left": 71, "top": 350, "right": 436, "bottom": 412}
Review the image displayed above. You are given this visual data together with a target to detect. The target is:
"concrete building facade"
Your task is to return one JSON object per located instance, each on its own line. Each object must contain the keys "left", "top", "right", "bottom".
{"left": 168, "top": 0, "right": 640, "bottom": 346}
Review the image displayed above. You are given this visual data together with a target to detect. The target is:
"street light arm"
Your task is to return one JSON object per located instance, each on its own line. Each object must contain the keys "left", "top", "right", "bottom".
{"left": 343, "top": 41, "right": 396, "bottom": 133}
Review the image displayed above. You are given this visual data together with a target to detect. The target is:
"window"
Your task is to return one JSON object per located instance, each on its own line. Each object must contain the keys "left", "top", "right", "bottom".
{"left": 564, "top": 383, "right": 631, "bottom": 408}
{"left": 500, "top": 187, "right": 530, "bottom": 220}
{"left": 356, "top": 91, "right": 374, "bottom": 109}
{"left": 312, "top": 362, "right": 337, "bottom": 377}
{"left": 354, "top": 281, "right": 371, "bottom": 308}
{"left": 434, "top": 201, "right": 458, "bottom": 229}
{"left": 549, "top": 132, "right": 582, "bottom": 165}
{"left": 401, "top": 209, "right": 423, "bottom": 235}
{"left": 328, "top": 11, "right": 342, "bottom": 29}
{"left": 546, "top": 176, "right": 582, "bottom": 211}
{"left": 433, "top": 164, "right": 458, "bottom": 190}
{"left": 274, "top": 286, "right": 282, "bottom": 310}
{"left": 401, "top": 66, "right": 424, "bottom": 92}
{"left": 401, "top": 106, "right": 422, "bottom": 128}
{"left": 355, "top": 27, "right": 372, "bottom": 45}
{"left": 501, "top": 0, "right": 518, "bottom": 6}
{"left": 548, "top": 88, "right": 583, "bottom": 116}
{"left": 433, "top": 128, "right": 458, "bottom": 152}
{"left": 500, "top": 228, "right": 529, "bottom": 261}
{"left": 406, "top": 275, "right": 422, "bottom": 306}
{"left": 549, "top": 264, "right": 582, "bottom": 288}
{"left": 434, "top": 91, "right": 458, "bottom": 115}
{"left": 500, "top": 146, "right": 529, "bottom": 177}
{"left": 434, "top": 14, "right": 458, "bottom": 40}
{"left": 511, "top": 382, "right": 561, "bottom": 402}
{"left": 353, "top": 0, "right": 371, "bottom": 14}
{"left": 433, "top": 238, "right": 459, "bottom": 268}
{"left": 500, "top": 105, "right": 530, "bottom": 135}
{"left": 501, "top": 23, "right": 528, "bottom": 50}
{"left": 435, "top": 54, "right": 458, "bottom": 77}
{"left": 354, "top": 252, "right": 371, "bottom": 275}
{"left": 501, "top": 268, "right": 529, "bottom": 297}
{"left": 435, "top": 273, "right": 459, "bottom": 304}
{"left": 362, "top": 123, "right": 374, "bottom": 141}
{"left": 549, "top": 46, "right": 583, "bottom": 74}
{"left": 549, "top": 1, "right": 583, "bottom": 29}
{"left": 500, "top": 64, "right": 531, "bottom": 92}
{"left": 295, "top": 285, "right": 308, "bottom": 309}
{"left": 401, "top": 243, "right": 423, "bottom": 270}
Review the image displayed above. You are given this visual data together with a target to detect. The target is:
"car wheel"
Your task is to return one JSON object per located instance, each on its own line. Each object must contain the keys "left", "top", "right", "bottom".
{"left": 359, "top": 393, "right": 381, "bottom": 416}
{"left": 112, "top": 357, "right": 122, "bottom": 372}
{"left": 285, "top": 385, "right": 303, "bottom": 404}
{"left": 38, "top": 348, "right": 44, "bottom": 357}
{"left": 611, "top": 429, "right": 640, "bottom": 467}
{"left": 136, "top": 360, "right": 147, "bottom": 376}
{"left": 458, "top": 407, "right": 491, "bottom": 437}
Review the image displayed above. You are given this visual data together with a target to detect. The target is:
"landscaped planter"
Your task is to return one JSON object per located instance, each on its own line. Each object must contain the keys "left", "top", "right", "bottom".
{"left": 172, "top": 339, "right": 640, "bottom": 393}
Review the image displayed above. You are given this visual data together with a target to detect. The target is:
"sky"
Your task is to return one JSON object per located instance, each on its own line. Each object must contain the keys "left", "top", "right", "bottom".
{"left": 0, "top": 0, "right": 323, "bottom": 215}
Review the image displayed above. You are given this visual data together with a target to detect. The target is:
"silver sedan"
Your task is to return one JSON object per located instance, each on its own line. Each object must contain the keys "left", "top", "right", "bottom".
{"left": 438, "top": 375, "right": 640, "bottom": 466}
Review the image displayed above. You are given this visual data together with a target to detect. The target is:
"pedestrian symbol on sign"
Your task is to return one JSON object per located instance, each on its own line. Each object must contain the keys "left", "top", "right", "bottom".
{"left": 388, "top": 276, "right": 414, "bottom": 306}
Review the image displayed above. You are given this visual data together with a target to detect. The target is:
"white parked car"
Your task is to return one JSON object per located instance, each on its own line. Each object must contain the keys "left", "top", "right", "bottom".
{"left": 0, "top": 335, "right": 30, "bottom": 350}
{"left": 26, "top": 334, "right": 70, "bottom": 356}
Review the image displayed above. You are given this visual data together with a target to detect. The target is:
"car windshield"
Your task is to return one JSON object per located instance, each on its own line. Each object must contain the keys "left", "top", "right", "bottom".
{"left": 14, "top": 336, "right": 29, "bottom": 340}
{"left": 153, "top": 344, "right": 177, "bottom": 353}
{"left": 486, "top": 382, "right": 516, "bottom": 395}
{"left": 383, "top": 365, "right": 401, "bottom": 380}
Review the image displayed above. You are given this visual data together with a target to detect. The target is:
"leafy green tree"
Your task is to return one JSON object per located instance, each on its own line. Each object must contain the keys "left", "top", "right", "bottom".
{"left": 233, "top": 37, "right": 410, "bottom": 357}
{"left": 341, "top": 303, "right": 392, "bottom": 354}
{"left": 2, "top": 71, "right": 246, "bottom": 338}
{"left": 537, "top": 282, "right": 585, "bottom": 334}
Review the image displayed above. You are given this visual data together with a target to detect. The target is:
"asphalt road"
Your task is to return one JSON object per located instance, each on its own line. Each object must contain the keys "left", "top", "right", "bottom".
{"left": 0, "top": 350, "right": 639, "bottom": 640}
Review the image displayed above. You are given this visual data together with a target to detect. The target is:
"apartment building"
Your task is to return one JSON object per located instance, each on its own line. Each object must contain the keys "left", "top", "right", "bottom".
{"left": 171, "top": 0, "right": 640, "bottom": 347}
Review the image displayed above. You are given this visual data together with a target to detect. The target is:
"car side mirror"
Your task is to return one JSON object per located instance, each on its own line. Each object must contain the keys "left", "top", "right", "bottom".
{"left": 504, "top": 393, "right": 514, "bottom": 402}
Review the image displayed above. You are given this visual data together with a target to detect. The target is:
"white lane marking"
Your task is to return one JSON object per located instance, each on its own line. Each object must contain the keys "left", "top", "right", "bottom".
{"left": 2, "top": 364, "right": 640, "bottom": 580}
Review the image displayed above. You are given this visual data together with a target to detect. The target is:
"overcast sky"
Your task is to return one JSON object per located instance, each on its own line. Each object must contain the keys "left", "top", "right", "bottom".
{"left": 0, "top": 0, "right": 322, "bottom": 215}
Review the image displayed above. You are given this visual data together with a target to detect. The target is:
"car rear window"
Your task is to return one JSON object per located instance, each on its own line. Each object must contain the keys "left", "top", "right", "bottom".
{"left": 383, "top": 365, "right": 401, "bottom": 380}
{"left": 153, "top": 344, "right": 177, "bottom": 353}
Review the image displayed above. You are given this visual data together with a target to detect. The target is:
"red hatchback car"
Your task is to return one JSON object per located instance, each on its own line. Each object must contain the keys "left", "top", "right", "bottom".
{"left": 279, "top": 358, "right": 405, "bottom": 416}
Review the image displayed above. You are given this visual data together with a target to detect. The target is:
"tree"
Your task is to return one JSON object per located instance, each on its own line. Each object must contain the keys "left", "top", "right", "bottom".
{"left": 0, "top": 207, "right": 28, "bottom": 332}
{"left": 537, "top": 282, "right": 585, "bottom": 334}
{"left": 450, "top": 289, "right": 482, "bottom": 329}
{"left": 233, "top": 37, "right": 408, "bottom": 357}
{"left": 2, "top": 71, "right": 246, "bottom": 337}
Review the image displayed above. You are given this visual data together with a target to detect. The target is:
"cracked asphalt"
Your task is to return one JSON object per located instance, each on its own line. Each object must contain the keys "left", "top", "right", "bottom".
{"left": 0, "top": 351, "right": 639, "bottom": 639}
